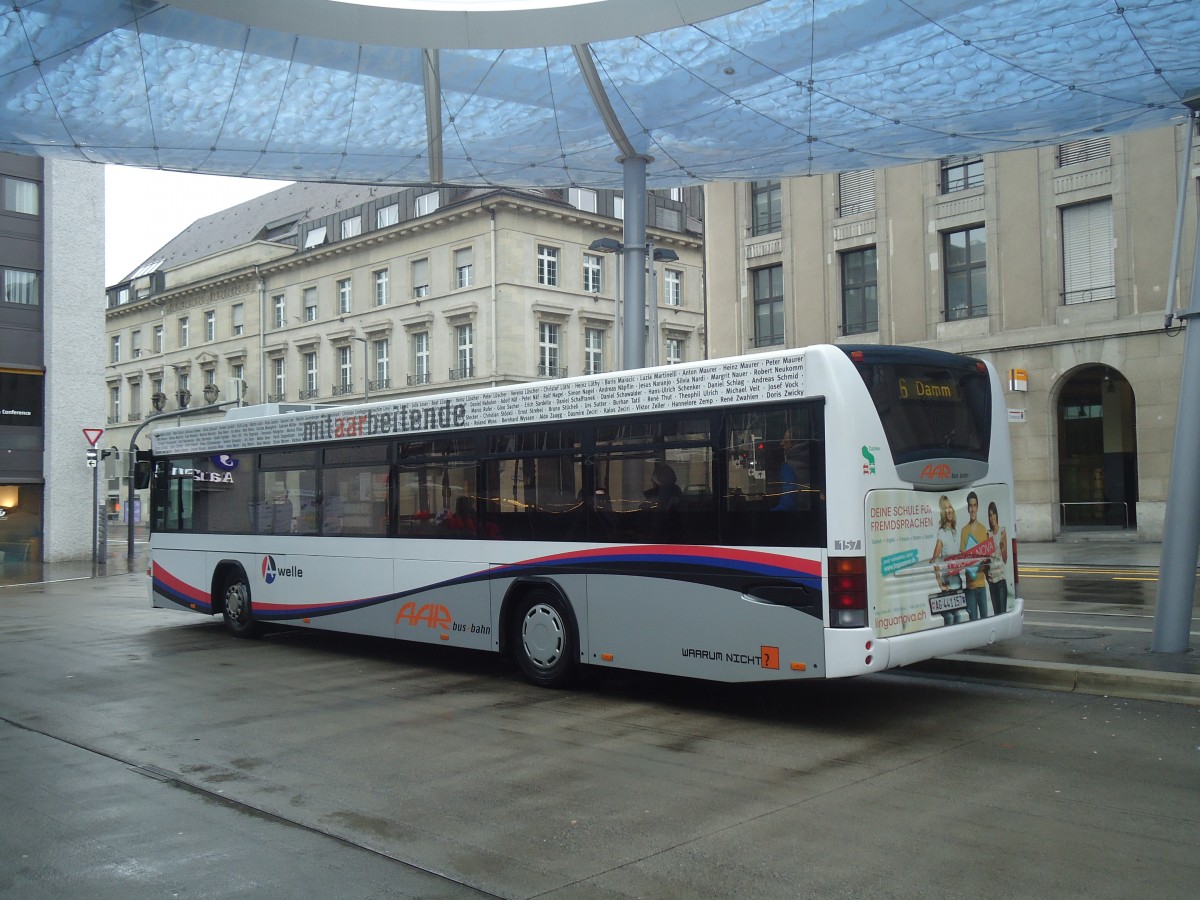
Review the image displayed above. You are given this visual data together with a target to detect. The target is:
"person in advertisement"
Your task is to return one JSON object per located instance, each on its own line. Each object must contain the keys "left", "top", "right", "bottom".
{"left": 986, "top": 500, "right": 1009, "bottom": 615}
{"left": 959, "top": 491, "right": 989, "bottom": 620}
{"left": 930, "top": 496, "right": 965, "bottom": 625}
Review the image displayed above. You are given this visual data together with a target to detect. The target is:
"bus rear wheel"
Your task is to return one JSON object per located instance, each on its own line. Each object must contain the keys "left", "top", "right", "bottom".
{"left": 221, "top": 570, "right": 259, "bottom": 638}
{"left": 513, "top": 590, "right": 577, "bottom": 688}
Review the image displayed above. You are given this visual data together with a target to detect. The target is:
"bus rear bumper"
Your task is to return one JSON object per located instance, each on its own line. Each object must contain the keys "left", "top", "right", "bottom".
{"left": 884, "top": 596, "right": 1024, "bottom": 670}
{"left": 824, "top": 596, "right": 1025, "bottom": 678}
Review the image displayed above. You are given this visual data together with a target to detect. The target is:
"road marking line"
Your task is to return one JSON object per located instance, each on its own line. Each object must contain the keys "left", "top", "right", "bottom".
{"left": 1024, "top": 619, "right": 1200, "bottom": 637}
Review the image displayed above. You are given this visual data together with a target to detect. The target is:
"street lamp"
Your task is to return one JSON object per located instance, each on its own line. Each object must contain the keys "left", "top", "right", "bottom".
{"left": 588, "top": 238, "right": 678, "bottom": 369}
{"left": 1153, "top": 87, "right": 1200, "bottom": 653}
{"left": 352, "top": 335, "right": 369, "bottom": 402}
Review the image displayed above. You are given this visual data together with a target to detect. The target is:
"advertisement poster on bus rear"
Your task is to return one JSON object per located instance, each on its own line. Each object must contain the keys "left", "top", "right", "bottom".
{"left": 865, "top": 487, "right": 1014, "bottom": 638}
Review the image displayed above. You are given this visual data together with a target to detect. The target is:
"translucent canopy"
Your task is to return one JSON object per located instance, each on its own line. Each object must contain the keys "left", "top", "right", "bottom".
{"left": 2, "top": 0, "right": 1197, "bottom": 187}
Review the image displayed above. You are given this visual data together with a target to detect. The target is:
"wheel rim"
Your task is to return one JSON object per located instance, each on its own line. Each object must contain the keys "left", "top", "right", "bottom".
{"left": 225, "top": 582, "right": 249, "bottom": 624}
{"left": 521, "top": 602, "right": 565, "bottom": 670}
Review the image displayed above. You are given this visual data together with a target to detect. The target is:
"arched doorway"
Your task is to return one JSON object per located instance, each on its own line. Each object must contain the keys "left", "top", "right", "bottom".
{"left": 1057, "top": 365, "right": 1137, "bottom": 530}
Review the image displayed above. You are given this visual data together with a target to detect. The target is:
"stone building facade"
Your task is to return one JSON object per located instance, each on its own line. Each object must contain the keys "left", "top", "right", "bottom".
{"left": 104, "top": 183, "right": 704, "bottom": 524}
{"left": 1, "top": 153, "right": 104, "bottom": 567}
{"left": 704, "top": 123, "right": 1199, "bottom": 541}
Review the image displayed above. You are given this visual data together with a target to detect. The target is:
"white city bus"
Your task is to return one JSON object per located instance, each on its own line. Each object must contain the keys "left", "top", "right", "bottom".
{"left": 147, "top": 344, "right": 1022, "bottom": 687}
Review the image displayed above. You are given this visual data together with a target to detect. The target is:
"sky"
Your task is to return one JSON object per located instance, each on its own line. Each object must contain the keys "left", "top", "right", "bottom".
{"left": 104, "top": 166, "right": 292, "bottom": 285}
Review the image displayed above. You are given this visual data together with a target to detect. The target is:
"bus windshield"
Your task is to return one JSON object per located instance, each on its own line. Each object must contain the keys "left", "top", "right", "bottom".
{"left": 843, "top": 346, "right": 992, "bottom": 464}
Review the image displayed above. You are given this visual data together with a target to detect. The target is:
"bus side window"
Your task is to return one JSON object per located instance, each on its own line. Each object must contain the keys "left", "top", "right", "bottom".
{"left": 722, "top": 405, "right": 825, "bottom": 547}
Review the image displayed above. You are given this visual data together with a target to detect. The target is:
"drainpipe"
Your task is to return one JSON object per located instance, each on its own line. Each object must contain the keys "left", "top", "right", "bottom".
{"left": 490, "top": 206, "right": 498, "bottom": 384}
{"left": 256, "top": 266, "right": 265, "bottom": 403}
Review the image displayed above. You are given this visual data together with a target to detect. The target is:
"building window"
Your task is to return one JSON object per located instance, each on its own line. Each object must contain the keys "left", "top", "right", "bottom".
{"left": 273, "top": 295, "right": 286, "bottom": 329}
{"left": 582, "top": 254, "right": 603, "bottom": 294}
{"left": 940, "top": 156, "right": 984, "bottom": 193}
{"left": 538, "top": 322, "right": 561, "bottom": 376}
{"left": 231, "top": 364, "right": 244, "bottom": 397}
{"left": 377, "top": 203, "right": 399, "bottom": 229}
{"left": 338, "top": 345, "right": 353, "bottom": 392}
{"left": 203, "top": 367, "right": 217, "bottom": 391}
{"left": 272, "top": 357, "right": 286, "bottom": 400}
{"left": 665, "top": 337, "right": 683, "bottom": 366}
{"left": 153, "top": 324, "right": 163, "bottom": 353}
{"left": 750, "top": 180, "right": 781, "bottom": 236}
{"left": 840, "top": 247, "right": 878, "bottom": 335}
{"left": 374, "top": 269, "right": 389, "bottom": 306}
{"left": 129, "top": 381, "right": 142, "bottom": 420}
{"left": 412, "top": 332, "right": 430, "bottom": 384}
{"left": 179, "top": 316, "right": 190, "bottom": 348}
{"left": 1058, "top": 138, "right": 1110, "bottom": 167}
{"left": 341, "top": 216, "right": 362, "bottom": 240}
{"left": 111, "top": 335, "right": 121, "bottom": 364}
{"left": 838, "top": 170, "right": 875, "bottom": 217}
{"left": 131, "top": 330, "right": 142, "bottom": 359}
{"left": 231, "top": 303, "right": 244, "bottom": 336}
{"left": 205, "top": 310, "right": 216, "bottom": 342}
{"left": 584, "top": 328, "right": 604, "bottom": 375}
{"left": 752, "top": 265, "right": 784, "bottom": 347}
{"left": 373, "top": 337, "right": 390, "bottom": 389}
{"left": 455, "top": 247, "right": 473, "bottom": 289}
{"left": 2, "top": 268, "right": 39, "bottom": 305}
{"left": 667, "top": 187, "right": 684, "bottom": 202}
{"left": 3, "top": 176, "right": 39, "bottom": 215}
{"left": 303, "top": 226, "right": 327, "bottom": 249}
{"left": 412, "top": 258, "right": 429, "bottom": 298}
{"left": 338, "top": 277, "right": 352, "bottom": 315}
{"left": 569, "top": 187, "right": 597, "bottom": 212}
{"left": 415, "top": 191, "right": 439, "bottom": 217}
{"left": 614, "top": 196, "right": 624, "bottom": 220}
{"left": 1062, "top": 199, "right": 1115, "bottom": 304}
{"left": 538, "top": 245, "right": 559, "bottom": 286}
{"left": 303, "top": 287, "right": 318, "bottom": 321}
{"left": 303, "top": 351, "right": 319, "bottom": 398}
{"left": 663, "top": 269, "right": 681, "bottom": 306}
{"left": 109, "top": 385, "right": 121, "bottom": 424}
{"left": 454, "top": 323, "right": 474, "bottom": 379}
{"left": 944, "top": 225, "right": 987, "bottom": 320}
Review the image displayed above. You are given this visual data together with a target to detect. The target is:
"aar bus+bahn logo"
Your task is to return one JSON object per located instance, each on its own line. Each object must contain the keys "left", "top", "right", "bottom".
{"left": 261, "top": 555, "right": 303, "bottom": 584}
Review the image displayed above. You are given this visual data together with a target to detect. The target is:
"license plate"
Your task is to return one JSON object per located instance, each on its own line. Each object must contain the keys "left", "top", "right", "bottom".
{"left": 929, "top": 591, "right": 967, "bottom": 614}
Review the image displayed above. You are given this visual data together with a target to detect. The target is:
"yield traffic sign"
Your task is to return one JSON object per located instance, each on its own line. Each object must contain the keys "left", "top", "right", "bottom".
{"left": 83, "top": 428, "right": 104, "bottom": 447}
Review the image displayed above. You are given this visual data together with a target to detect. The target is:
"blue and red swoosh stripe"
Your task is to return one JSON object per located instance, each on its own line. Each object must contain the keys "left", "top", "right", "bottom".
{"left": 152, "top": 546, "right": 822, "bottom": 620}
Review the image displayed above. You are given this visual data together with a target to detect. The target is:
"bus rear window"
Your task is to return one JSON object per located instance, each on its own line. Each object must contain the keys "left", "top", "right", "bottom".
{"left": 846, "top": 348, "right": 991, "bottom": 464}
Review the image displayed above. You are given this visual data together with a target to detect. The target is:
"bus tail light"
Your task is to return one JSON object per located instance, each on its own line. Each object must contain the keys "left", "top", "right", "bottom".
{"left": 1011, "top": 538, "right": 1019, "bottom": 591}
{"left": 829, "top": 556, "right": 867, "bottom": 628}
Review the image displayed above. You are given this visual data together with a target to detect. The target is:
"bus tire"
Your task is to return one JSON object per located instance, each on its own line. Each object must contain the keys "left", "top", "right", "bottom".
{"left": 221, "top": 569, "right": 259, "bottom": 639}
{"left": 512, "top": 589, "right": 577, "bottom": 688}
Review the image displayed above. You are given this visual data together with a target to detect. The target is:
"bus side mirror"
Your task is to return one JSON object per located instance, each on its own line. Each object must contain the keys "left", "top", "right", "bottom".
{"left": 134, "top": 459, "right": 153, "bottom": 490}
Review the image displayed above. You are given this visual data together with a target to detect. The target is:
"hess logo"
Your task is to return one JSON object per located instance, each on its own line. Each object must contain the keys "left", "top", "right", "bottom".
{"left": 261, "top": 555, "right": 303, "bottom": 584}
{"left": 919, "top": 463, "right": 954, "bottom": 481}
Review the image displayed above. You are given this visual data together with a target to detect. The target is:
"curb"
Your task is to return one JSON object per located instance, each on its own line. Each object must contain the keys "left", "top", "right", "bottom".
{"left": 905, "top": 655, "right": 1200, "bottom": 707}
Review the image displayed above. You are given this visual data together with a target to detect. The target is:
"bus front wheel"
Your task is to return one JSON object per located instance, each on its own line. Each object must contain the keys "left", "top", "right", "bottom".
{"left": 221, "top": 570, "right": 259, "bottom": 638}
{"left": 513, "top": 590, "right": 577, "bottom": 688}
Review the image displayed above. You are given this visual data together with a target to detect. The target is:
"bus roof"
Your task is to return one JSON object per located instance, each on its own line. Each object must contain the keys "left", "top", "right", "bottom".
{"left": 148, "top": 344, "right": 973, "bottom": 456}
